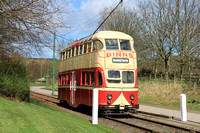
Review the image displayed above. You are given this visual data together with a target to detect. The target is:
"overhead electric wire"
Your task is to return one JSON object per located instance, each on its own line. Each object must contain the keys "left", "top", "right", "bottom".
{"left": 57, "top": 1, "right": 119, "bottom": 39}
{"left": 93, "top": 0, "right": 123, "bottom": 34}
{"left": 57, "top": 0, "right": 130, "bottom": 40}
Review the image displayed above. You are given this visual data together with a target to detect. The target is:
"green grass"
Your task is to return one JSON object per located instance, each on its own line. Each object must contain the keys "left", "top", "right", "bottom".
{"left": 44, "top": 82, "right": 58, "bottom": 91}
{"left": 30, "top": 82, "right": 47, "bottom": 86}
{"left": 138, "top": 80, "right": 200, "bottom": 111}
{"left": 0, "top": 97, "right": 118, "bottom": 133}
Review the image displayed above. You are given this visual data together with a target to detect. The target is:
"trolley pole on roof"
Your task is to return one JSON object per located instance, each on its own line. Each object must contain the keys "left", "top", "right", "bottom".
{"left": 93, "top": 0, "right": 123, "bottom": 34}
{"left": 52, "top": 32, "right": 56, "bottom": 95}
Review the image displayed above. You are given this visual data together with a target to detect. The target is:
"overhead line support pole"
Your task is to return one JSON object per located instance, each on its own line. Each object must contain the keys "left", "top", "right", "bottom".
{"left": 52, "top": 32, "right": 56, "bottom": 96}
{"left": 46, "top": 61, "right": 49, "bottom": 87}
{"left": 40, "top": 63, "right": 42, "bottom": 85}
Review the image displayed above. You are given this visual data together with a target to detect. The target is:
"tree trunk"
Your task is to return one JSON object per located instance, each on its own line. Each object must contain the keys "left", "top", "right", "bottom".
{"left": 180, "top": 60, "right": 184, "bottom": 81}
{"left": 164, "top": 57, "right": 169, "bottom": 82}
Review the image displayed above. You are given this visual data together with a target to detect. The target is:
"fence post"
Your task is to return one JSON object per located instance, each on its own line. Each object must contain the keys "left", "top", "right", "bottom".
{"left": 92, "top": 88, "right": 99, "bottom": 124}
{"left": 180, "top": 94, "right": 187, "bottom": 121}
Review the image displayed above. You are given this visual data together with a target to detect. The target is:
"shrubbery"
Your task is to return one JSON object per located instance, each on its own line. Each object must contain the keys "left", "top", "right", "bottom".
{"left": 0, "top": 57, "right": 30, "bottom": 101}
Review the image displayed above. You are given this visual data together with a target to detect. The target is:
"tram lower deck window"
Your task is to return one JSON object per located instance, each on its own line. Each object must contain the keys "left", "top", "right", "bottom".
{"left": 108, "top": 70, "right": 120, "bottom": 78}
{"left": 82, "top": 71, "right": 95, "bottom": 86}
{"left": 107, "top": 70, "right": 120, "bottom": 83}
{"left": 122, "top": 71, "right": 134, "bottom": 83}
{"left": 98, "top": 71, "right": 102, "bottom": 86}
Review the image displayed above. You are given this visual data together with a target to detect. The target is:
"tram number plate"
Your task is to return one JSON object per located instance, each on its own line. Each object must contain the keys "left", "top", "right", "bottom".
{"left": 112, "top": 58, "right": 129, "bottom": 63}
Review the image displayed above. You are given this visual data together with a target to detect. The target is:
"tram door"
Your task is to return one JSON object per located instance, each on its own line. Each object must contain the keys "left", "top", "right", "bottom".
{"left": 70, "top": 72, "right": 76, "bottom": 105}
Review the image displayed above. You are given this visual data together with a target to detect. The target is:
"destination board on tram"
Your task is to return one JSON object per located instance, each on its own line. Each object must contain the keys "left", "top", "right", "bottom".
{"left": 112, "top": 58, "right": 129, "bottom": 63}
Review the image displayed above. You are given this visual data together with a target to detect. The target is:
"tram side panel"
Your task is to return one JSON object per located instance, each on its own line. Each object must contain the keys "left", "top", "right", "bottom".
{"left": 58, "top": 52, "right": 102, "bottom": 107}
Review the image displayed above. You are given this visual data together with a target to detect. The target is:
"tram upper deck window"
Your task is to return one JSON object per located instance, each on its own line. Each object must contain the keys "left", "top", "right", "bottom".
{"left": 88, "top": 43, "right": 92, "bottom": 52}
{"left": 63, "top": 52, "right": 65, "bottom": 60}
{"left": 69, "top": 49, "right": 71, "bottom": 58}
{"left": 108, "top": 70, "right": 120, "bottom": 83}
{"left": 66, "top": 51, "right": 68, "bottom": 59}
{"left": 76, "top": 46, "right": 79, "bottom": 56}
{"left": 84, "top": 44, "right": 87, "bottom": 53}
{"left": 122, "top": 71, "right": 134, "bottom": 83}
{"left": 79, "top": 45, "right": 83, "bottom": 55}
{"left": 93, "top": 40, "right": 103, "bottom": 51}
{"left": 105, "top": 39, "right": 118, "bottom": 50}
{"left": 72, "top": 47, "right": 75, "bottom": 57}
{"left": 120, "top": 40, "right": 131, "bottom": 50}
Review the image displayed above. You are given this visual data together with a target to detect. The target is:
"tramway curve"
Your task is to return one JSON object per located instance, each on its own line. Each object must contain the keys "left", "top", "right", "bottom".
{"left": 30, "top": 90, "right": 200, "bottom": 133}
{"left": 104, "top": 114, "right": 200, "bottom": 133}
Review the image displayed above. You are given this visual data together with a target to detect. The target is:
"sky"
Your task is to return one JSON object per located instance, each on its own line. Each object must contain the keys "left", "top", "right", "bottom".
{"left": 62, "top": 0, "right": 138, "bottom": 40}
{"left": 37, "top": 0, "right": 138, "bottom": 59}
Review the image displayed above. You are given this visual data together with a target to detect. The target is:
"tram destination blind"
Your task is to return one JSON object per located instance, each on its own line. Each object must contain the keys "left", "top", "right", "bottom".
{"left": 112, "top": 58, "right": 129, "bottom": 63}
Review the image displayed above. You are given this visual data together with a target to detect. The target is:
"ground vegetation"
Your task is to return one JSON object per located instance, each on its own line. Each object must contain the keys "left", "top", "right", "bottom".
{"left": 0, "top": 55, "right": 29, "bottom": 101}
{"left": 0, "top": 97, "right": 117, "bottom": 133}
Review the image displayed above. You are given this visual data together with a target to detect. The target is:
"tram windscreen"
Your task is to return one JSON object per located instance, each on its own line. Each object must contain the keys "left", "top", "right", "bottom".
{"left": 108, "top": 70, "right": 120, "bottom": 83}
{"left": 105, "top": 39, "right": 118, "bottom": 50}
{"left": 122, "top": 71, "right": 134, "bottom": 83}
{"left": 108, "top": 70, "right": 120, "bottom": 78}
{"left": 120, "top": 40, "right": 131, "bottom": 50}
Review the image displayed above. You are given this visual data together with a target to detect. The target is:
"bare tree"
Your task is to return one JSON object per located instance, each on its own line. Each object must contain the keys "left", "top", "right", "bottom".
{"left": 0, "top": 0, "right": 70, "bottom": 56}
{"left": 138, "top": 0, "right": 179, "bottom": 80}
{"left": 173, "top": 0, "right": 200, "bottom": 81}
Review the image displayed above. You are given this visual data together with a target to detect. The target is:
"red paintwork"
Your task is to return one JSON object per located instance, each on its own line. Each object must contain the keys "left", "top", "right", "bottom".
{"left": 71, "top": 40, "right": 80, "bottom": 48}
{"left": 134, "top": 69, "right": 138, "bottom": 88}
{"left": 98, "top": 91, "right": 121, "bottom": 105}
{"left": 58, "top": 67, "right": 107, "bottom": 87}
{"left": 58, "top": 87, "right": 138, "bottom": 108}
{"left": 58, "top": 66, "right": 138, "bottom": 109}
{"left": 58, "top": 67, "right": 139, "bottom": 108}
{"left": 123, "top": 91, "right": 138, "bottom": 105}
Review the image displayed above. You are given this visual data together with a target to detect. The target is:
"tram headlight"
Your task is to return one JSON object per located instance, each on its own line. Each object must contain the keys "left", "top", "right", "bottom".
{"left": 107, "top": 94, "right": 113, "bottom": 100}
{"left": 130, "top": 94, "right": 135, "bottom": 100}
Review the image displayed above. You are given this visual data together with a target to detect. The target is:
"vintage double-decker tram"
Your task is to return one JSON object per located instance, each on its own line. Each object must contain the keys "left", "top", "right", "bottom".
{"left": 58, "top": 31, "right": 139, "bottom": 113}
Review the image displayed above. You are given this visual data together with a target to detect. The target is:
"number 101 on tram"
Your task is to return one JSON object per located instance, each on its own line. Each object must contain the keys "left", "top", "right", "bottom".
{"left": 58, "top": 31, "right": 139, "bottom": 113}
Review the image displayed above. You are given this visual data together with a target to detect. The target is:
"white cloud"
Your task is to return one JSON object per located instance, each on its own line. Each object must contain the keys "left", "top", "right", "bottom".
{"left": 37, "top": 0, "right": 138, "bottom": 58}
{"left": 56, "top": 0, "right": 139, "bottom": 43}
{"left": 66, "top": 0, "right": 137, "bottom": 36}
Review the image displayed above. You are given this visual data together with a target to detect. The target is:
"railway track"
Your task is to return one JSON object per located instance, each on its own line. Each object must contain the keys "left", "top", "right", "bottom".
{"left": 104, "top": 114, "right": 200, "bottom": 133}
{"left": 30, "top": 91, "right": 59, "bottom": 103}
{"left": 30, "top": 91, "right": 200, "bottom": 133}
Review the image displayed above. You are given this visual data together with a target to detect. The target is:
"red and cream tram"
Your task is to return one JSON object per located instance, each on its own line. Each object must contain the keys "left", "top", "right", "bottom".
{"left": 58, "top": 31, "right": 139, "bottom": 113}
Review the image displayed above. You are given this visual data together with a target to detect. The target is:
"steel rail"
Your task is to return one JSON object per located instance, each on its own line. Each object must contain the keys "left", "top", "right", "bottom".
{"left": 30, "top": 91, "right": 59, "bottom": 103}
{"left": 104, "top": 116, "right": 156, "bottom": 132}
{"left": 128, "top": 114, "right": 200, "bottom": 133}
{"left": 30, "top": 91, "right": 200, "bottom": 133}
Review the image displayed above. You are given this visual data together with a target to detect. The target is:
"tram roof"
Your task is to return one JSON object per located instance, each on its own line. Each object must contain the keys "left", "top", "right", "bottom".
{"left": 62, "top": 31, "right": 133, "bottom": 52}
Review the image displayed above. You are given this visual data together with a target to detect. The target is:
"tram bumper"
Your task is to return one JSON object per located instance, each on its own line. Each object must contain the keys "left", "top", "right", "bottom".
{"left": 124, "top": 104, "right": 139, "bottom": 112}
{"left": 99, "top": 105, "right": 120, "bottom": 112}
{"left": 99, "top": 104, "right": 139, "bottom": 113}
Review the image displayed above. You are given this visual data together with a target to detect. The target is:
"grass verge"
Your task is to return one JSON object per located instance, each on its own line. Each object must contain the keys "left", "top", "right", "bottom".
{"left": 138, "top": 80, "right": 200, "bottom": 111}
{"left": 0, "top": 97, "right": 117, "bottom": 133}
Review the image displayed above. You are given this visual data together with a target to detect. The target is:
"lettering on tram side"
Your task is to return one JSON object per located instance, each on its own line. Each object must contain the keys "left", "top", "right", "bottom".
{"left": 106, "top": 52, "right": 134, "bottom": 58}
{"left": 112, "top": 58, "right": 129, "bottom": 63}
